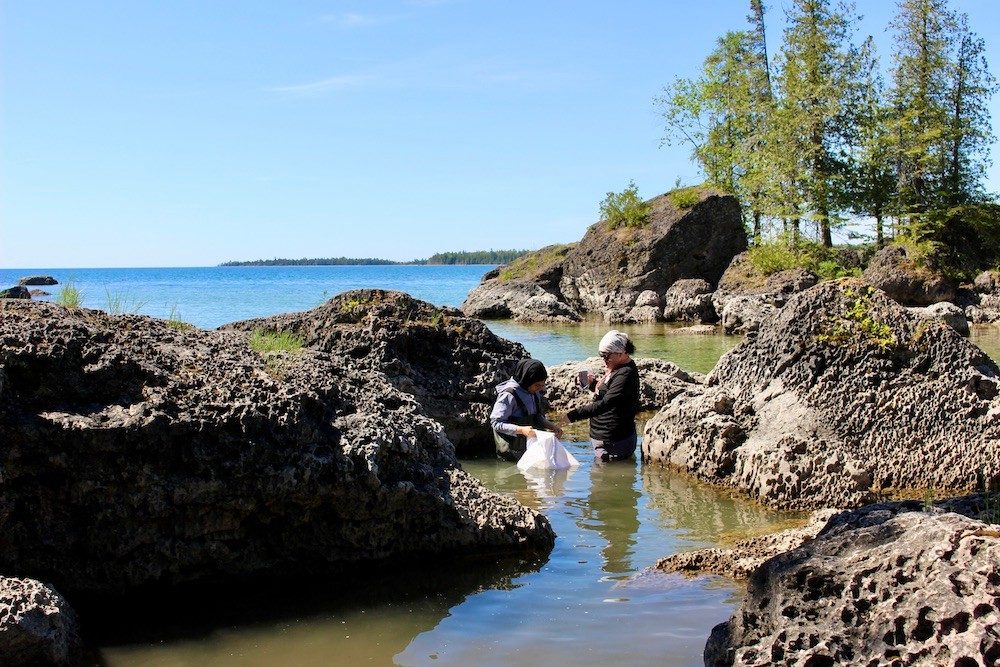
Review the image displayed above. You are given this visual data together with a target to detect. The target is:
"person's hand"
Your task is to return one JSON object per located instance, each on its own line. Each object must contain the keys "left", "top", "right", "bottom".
{"left": 552, "top": 425, "right": 564, "bottom": 438}
{"left": 517, "top": 426, "right": 537, "bottom": 439}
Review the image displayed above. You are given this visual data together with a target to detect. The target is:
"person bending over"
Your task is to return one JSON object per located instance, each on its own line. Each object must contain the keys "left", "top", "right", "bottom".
{"left": 490, "top": 358, "right": 563, "bottom": 461}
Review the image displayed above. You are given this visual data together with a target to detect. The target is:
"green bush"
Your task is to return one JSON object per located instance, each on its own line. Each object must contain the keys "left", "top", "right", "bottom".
{"left": 249, "top": 329, "right": 304, "bottom": 353}
{"left": 749, "top": 236, "right": 864, "bottom": 281}
{"left": 600, "top": 181, "right": 651, "bottom": 229}
{"left": 667, "top": 186, "right": 702, "bottom": 209}
{"left": 748, "top": 241, "right": 802, "bottom": 274}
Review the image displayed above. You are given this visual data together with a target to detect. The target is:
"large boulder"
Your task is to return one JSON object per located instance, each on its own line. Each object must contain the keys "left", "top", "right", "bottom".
{"left": 560, "top": 187, "right": 746, "bottom": 320}
{"left": 863, "top": 244, "right": 957, "bottom": 305}
{"left": 0, "top": 286, "right": 31, "bottom": 300}
{"left": 712, "top": 253, "right": 819, "bottom": 334}
{"left": 662, "top": 279, "right": 716, "bottom": 323}
{"left": 0, "top": 577, "right": 81, "bottom": 666}
{"left": 642, "top": 279, "right": 1000, "bottom": 510}
{"left": 0, "top": 300, "right": 554, "bottom": 595}
{"left": 461, "top": 187, "right": 746, "bottom": 323}
{"left": 543, "top": 357, "right": 702, "bottom": 414}
{"left": 225, "top": 289, "right": 529, "bottom": 455}
{"left": 907, "top": 301, "right": 970, "bottom": 336}
{"left": 461, "top": 245, "right": 581, "bottom": 322}
{"left": 968, "top": 270, "right": 1000, "bottom": 324}
{"left": 705, "top": 496, "right": 1000, "bottom": 667}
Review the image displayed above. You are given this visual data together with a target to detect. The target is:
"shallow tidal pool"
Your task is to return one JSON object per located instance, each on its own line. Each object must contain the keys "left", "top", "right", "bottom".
{"left": 94, "top": 445, "right": 801, "bottom": 666}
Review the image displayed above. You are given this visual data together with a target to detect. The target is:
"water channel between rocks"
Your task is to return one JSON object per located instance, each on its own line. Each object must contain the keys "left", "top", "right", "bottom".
{"left": 94, "top": 322, "right": 1000, "bottom": 666}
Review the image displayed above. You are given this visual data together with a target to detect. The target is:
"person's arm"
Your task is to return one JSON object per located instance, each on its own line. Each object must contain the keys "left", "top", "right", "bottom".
{"left": 490, "top": 393, "right": 536, "bottom": 437}
{"left": 566, "top": 367, "right": 633, "bottom": 422}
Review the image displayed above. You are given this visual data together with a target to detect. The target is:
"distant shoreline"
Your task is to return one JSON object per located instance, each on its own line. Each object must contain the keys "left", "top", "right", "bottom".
{"left": 220, "top": 250, "right": 529, "bottom": 267}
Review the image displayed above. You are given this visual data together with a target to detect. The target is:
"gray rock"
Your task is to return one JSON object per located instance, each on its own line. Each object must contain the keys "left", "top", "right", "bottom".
{"left": 0, "top": 576, "right": 80, "bottom": 666}
{"left": 0, "top": 299, "right": 554, "bottom": 595}
{"left": 908, "top": 301, "right": 970, "bottom": 336}
{"left": 544, "top": 356, "right": 701, "bottom": 414}
{"left": 17, "top": 276, "right": 57, "bottom": 286}
{"left": 226, "top": 289, "right": 532, "bottom": 456}
{"left": 461, "top": 188, "right": 746, "bottom": 322}
{"left": 669, "top": 324, "right": 719, "bottom": 335}
{"left": 520, "top": 292, "right": 580, "bottom": 322}
{"left": 974, "top": 270, "right": 1000, "bottom": 294}
{"left": 967, "top": 294, "right": 1000, "bottom": 324}
{"left": 662, "top": 279, "right": 716, "bottom": 323}
{"left": 642, "top": 279, "right": 1000, "bottom": 510}
{"left": 28, "top": 289, "right": 50, "bottom": 297}
{"left": 0, "top": 286, "right": 31, "bottom": 299}
{"left": 863, "top": 244, "right": 957, "bottom": 305}
{"left": 718, "top": 295, "right": 778, "bottom": 335}
{"left": 705, "top": 497, "right": 1000, "bottom": 667}
{"left": 657, "top": 509, "right": 839, "bottom": 579}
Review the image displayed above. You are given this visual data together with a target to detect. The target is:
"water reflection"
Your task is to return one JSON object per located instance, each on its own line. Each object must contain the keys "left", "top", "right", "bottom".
{"left": 520, "top": 466, "right": 577, "bottom": 499}
{"left": 584, "top": 461, "right": 641, "bottom": 577}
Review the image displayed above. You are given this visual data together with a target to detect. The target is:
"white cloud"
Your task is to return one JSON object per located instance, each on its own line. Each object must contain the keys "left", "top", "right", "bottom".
{"left": 267, "top": 74, "right": 371, "bottom": 95}
{"left": 319, "top": 12, "right": 382, "bottom": 29}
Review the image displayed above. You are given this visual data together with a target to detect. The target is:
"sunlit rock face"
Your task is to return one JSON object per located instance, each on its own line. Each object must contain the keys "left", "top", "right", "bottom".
{"left": 226, "top": 289, "right": 529, "bottom": 455}
{"left": 0, "top": 576, "right": 81, "bottom": 666}
{"left": 0, "top": 299, "right": 554, "bottom": 595}
{"left": 461, "top": 187, "right": 746, "bottom": 324}
{"left": 705, "top": 496, "right": 1000, "bottom": 667}
{"left": 643, "top": 279, "right": 1000, "bottom": 510}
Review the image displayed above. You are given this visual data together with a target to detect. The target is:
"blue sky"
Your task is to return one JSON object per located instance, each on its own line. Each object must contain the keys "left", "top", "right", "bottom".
{"left": 2, "top": 1, "right": 999, "bottom": 267}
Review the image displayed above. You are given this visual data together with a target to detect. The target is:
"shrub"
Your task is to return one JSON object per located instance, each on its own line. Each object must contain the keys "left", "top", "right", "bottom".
{"left": 667, "top": 186, "right": 702, "bottom": 209}
{"left": 249, "top": 329, "right": 304, "bottom": 353}
{"left": 748, "top": 241, "right": 801, "bottom": 275}
{"left": 600, "top": 181, "right": 651, "bottom": 229}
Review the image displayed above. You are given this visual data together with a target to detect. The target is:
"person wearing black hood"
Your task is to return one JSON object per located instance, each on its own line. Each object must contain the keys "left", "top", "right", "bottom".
{"left": 490, "top": 358, "right": 564, "bottom": 461}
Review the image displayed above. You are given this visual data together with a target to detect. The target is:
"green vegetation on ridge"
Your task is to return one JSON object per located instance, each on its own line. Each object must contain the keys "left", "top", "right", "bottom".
{"left": 221, "top": 249, "right": 529, "bottom": 267}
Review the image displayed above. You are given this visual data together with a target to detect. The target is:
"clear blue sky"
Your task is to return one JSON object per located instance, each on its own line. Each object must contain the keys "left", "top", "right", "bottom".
{"left": 2, "top": 1, "right": 999, "bottom": 267}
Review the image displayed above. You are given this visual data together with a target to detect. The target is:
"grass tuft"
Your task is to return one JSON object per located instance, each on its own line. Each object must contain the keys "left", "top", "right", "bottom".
{"left": 55, "top": 281, "right": 82, "bottom": 308}
{"left": 249, "top": 329, "right": 304, "bottom": 353}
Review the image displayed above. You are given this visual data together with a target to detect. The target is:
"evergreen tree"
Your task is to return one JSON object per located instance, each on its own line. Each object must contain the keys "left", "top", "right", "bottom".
{"left": 774, "top": 0, "right": 864, "bottom": 247}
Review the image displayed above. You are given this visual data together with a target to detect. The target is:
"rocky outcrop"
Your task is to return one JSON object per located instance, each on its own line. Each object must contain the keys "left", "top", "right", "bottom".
{"left": 712, "top": 253, "right": 819, "bottom": 334}
{"left": 225, "top": 289, "right": 529, "bottom": 455}
{"left": 0, "top": 300, "right": 554, "bottom": 595}
{"left": 662, "top": 279, "right": 716, "bottom": 323}
{"left": 543, "top": 357, "right": 702, "bottom": 414}
{"left": 642, "top": 279, "right": 1000, "bottom": 510}
{"left": 0, "top": 577, "right": 81, "bottom": 666}
{"left": 656, "top": 509, "right": 838, "bottom": 580}
{"left": 863, "top": 244, "right": 957, "bottom": 305}
{"left": 462, "top": 187, "right": 746, "bottom": 323}
{"left": 17, "top": 276, "right": 57, "bottom": 286}
{"left": 968, "top": 270, "right": 1000, "bottom": 324}
{"left": 0, "top": 286, "right": 31, "bottom": 299}
{"left": 460, "top": 245, "right": 580, "bottom": 322}
{"left": 705, "top": 496, "right": 1000, "bottom": 667}
{"left": 907, "top": 301, "right": 970, "bottom": 336}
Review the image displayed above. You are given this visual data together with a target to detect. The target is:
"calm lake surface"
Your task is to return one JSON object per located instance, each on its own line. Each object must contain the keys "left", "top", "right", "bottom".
{"left": 4, "top": 265, "right": 999, "bottom": 665}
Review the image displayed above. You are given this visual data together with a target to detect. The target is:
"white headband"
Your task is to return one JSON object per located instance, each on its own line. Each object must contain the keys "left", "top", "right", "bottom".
{"left": 599, "top": 330, "right": 629, "bottom": 354}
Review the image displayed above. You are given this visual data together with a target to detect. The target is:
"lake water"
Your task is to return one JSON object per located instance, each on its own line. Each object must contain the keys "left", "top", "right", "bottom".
{"left": 4, "top": 265, "right": 999, "bottom": 665}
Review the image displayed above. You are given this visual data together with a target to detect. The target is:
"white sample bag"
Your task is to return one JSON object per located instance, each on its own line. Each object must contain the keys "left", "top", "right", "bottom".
{"left": 516, "top": 430, "right": 580, "bottom": 471}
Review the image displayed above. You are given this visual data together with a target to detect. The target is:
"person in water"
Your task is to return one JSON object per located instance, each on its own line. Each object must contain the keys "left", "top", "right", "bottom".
{"left": 490, "top": 358, "right": 563, "bottom": 461}
{"left": 566, "top": 330, "right": 640, "bottom": 462}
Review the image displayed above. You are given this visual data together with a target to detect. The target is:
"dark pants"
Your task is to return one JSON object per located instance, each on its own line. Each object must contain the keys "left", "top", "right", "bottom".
{"left": 592, "top": 433, "right": 637, "bottom": 462}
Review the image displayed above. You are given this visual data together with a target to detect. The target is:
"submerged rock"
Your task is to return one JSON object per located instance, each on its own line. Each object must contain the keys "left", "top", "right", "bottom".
{"left": 0, "top": 577, "right": 81, "bottom": 666}
{"left": 642, "top": 279, "right": 1000, "bottom": 510}
{"left": 705, "top": 496, "right": 1000, "bottom": 667}
{"left": 0, "top": 300, "right": 554, "bottom": 595}
{"left": 462, "top": 187, "right": 746, "bottom": 323}
{"left": 225, "top": 289, "right": 528, "bottom": 456}
{"left": 657, "top": 509, "right": 838, "bottom": 580}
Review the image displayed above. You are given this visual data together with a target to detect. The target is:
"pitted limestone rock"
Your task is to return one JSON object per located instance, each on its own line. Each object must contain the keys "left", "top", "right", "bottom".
{"left": 642, "top": 279, "right": 1000, "bottom": 510}
{"left": 705, "top": 497, "right": 1000, "bottom": 667}
{"left": 0, "top": 300, "right": 554, "bottom": 595}
{"left": 0, "top": 577, "right": 80, "bottom": 666}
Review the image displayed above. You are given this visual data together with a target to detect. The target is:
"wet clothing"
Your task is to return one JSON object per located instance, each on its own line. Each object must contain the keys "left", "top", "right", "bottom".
{"left": 566, "top": 360, "right": 640, "bottom": 457}
{"left": 490, "top": 378, "right": 548, "bottom": 461}
{"left": 592, "top": 433, "right": 638, "bottom": 463}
